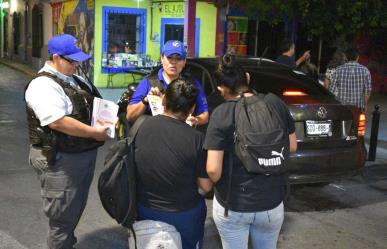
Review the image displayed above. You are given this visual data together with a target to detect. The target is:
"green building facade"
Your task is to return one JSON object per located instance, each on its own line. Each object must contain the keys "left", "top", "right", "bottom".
{"left": 93, "top": 0, "right": 217, "bottom": 88}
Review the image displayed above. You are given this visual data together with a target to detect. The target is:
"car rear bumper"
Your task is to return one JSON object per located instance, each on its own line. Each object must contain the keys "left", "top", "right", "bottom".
{"left": 288, "top": 143, "right": 366, "bottom": 184}
{"left": 289, "top": 169, "right": 361, "bottom": 184}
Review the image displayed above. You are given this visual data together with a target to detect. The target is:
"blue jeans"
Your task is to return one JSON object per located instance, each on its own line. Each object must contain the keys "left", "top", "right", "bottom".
{"left": 137, "top": 198, "right": 207, "bottom": 249}
{"left": 212, "top": 196, "right": 284, "bottom": 249}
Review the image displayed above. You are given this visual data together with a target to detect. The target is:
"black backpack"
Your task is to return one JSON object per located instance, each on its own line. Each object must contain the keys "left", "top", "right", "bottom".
{"left": 223, "top": 92, "right": 290, "bottom": 217}
{"left": 233, "top": 92, "right": 290, "bottom": 175}
{"left": 98, "top": 116, "right": 148, "bottom": 228}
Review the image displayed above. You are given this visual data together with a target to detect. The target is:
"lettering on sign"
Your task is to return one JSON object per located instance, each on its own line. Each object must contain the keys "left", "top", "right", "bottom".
{"left": 162, "top": 3, "right": 184, "bottom": 17}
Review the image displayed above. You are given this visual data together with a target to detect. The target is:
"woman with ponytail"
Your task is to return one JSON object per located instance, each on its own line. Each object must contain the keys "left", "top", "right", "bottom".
{"left": 134, "top": 78, "right": 212, "bottom": 249}
{"left": 204, "top": 54, "right": 297, "bottom": 249}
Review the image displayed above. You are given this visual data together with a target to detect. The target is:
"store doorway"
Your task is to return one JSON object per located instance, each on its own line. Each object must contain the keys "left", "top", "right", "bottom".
{"left": 3, "top": 13, "right": 8, "bottom": 54}
{"left": 160, "top": 18, "right": 200, "bottom": 57}
{"left": 164, "top": 24, "right": 184, "bottom": 44}
{"left": 12, "top": 12, "right": 20, "bottom": 55}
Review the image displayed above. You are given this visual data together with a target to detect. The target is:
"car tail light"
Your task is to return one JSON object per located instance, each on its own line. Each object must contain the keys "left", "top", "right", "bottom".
{"left": 283, "top": 91, "right": 308, "bottom": 96}
{"left": 358, "top": 113, "right": 366, "bottom": 136}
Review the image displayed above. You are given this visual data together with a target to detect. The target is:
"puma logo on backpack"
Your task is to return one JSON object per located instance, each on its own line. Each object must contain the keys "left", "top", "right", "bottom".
{"left": 233, "top": 93, "right": 290, "bottom": 175}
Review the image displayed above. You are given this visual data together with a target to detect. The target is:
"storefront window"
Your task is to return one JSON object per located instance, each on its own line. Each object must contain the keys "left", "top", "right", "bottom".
{"left": 108, "top": 13, "right": 138, "bottom": 54}
{"left": 102, "top": 7, "right": 154, "bottom": 73}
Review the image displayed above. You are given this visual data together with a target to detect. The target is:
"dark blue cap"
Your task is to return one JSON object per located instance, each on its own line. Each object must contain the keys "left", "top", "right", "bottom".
{"left": 162, "top": 40, "right": 187, "bottom": 58}
{"left": 48, "top": 34, "right": 90, "bottom": 62}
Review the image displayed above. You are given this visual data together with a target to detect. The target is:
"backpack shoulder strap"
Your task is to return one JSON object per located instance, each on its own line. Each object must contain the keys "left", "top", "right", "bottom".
{"left": 263, "top": 93, "right": 288, "bottom": 132}
{"left": 224, "top": 100, "right": 238, "bottom": 217}
{"left": 121, "top": 115, "right": 148, "bottom": 249}
{"left": 129, "top": 226, "right": 138, "bottom": 249}
{"left": 126, "top": 115, "right": 149, "bottom": 145}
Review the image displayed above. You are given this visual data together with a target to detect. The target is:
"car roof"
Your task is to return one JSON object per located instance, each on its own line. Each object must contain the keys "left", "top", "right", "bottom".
{"left": 187, "top": 56, "right": 313, "bottom": 83}
{"left": 188, "top": 56, "right": 300, "bottom": 72}
{"left": 186, "top": 56, "right": 335, "bottom": 102}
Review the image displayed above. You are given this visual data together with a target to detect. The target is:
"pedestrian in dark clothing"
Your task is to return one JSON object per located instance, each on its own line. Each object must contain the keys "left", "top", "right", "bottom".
{"left": 299, "top": 58, "right": 319, "bottom": 81}
{"left": 276, "top": 39, "right": 310, "bottom": 69}
{"left": 135, "top": 78, "right": 213, "bottom": 249}
{"left": 25, "top": 34, "right": 110, "bottom": 249}
{"left": 329, "top": 47, "right": 371, "bottom": 112}
{"left": 204, "top": 54, "right": 297, "bottom": 249}
{"left": 324, "top": 50, "right": 347, "bottom": 89}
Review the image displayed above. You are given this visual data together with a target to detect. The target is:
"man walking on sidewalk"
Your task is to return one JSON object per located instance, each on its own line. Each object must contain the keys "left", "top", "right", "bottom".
{"left": 25, "top": 34, "right": 110, "bottom": 249}
{"left": 329, "top": 46, "right": 372, "bottom": 112}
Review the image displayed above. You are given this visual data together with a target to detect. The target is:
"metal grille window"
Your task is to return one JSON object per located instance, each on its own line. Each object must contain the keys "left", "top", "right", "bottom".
{"left": 108, "top": 13, "right": 138, "bottom": 53}
{"left": 102, "top": 7, "right": 146, "bottom": 72}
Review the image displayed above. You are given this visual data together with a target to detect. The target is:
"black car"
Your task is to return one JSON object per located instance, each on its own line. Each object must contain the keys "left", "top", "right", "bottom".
{"left": 184, "top": 57, "right": 367, "bottom": 184}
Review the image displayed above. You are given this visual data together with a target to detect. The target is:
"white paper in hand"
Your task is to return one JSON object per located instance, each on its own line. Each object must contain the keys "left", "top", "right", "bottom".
{"left": 91, "top": 97, "right": 119, "bottom": 138}
{"left": 147, "top": 95, "right": 164, "bottom": 116}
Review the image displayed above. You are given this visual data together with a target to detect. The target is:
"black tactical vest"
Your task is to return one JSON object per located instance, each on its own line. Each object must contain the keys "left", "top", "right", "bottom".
{"left": 25, "top": 72, "right": 104, "bottom": 153}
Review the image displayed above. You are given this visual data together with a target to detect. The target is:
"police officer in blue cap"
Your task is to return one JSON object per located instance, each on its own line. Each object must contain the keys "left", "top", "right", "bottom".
{"left": 25, "top": 34, "right": 110, "bottom": 249}
{"left": 127, "top": 40, "right": 209, "bottom": 126}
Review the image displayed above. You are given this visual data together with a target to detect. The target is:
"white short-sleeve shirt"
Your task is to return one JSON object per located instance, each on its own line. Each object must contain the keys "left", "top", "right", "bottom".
{"left": 25, "top": 61, "right": 91, "bottom": 126}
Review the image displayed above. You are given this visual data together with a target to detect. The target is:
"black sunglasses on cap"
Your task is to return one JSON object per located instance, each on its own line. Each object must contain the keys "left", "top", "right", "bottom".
{"left": 59, "top": 55, "right": 79, "bottom": 64}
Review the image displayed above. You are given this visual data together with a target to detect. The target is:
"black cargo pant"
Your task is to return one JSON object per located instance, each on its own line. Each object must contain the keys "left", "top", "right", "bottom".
{"left": 29, "top": 146, "right": 97, "bottom": 249}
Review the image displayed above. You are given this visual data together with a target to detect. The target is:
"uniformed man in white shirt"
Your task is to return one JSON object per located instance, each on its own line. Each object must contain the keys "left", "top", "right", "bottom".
{"left": 25, "top": 34, "right": 110, "bottom": 249}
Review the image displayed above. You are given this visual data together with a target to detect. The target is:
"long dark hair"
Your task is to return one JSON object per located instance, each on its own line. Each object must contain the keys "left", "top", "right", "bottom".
{"left": 327, "top": 49, "right": 347, "bottom": 69}
{"left": 165, "top": 78, "right": 198, "bottom": 116}
{"left": 214, "top": 54, "right": 249, "bottom": 95}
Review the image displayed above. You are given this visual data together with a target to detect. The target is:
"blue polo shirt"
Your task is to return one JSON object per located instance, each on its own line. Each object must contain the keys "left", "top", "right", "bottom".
{"left": 129, "top": 68, "right": 208, "bottom": 116}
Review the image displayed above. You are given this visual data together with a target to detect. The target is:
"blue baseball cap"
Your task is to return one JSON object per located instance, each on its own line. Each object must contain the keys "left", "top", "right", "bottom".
{"left": 162, "top": 40, "right": 187, "bottom": 58}
{"left": 48, "top": 34, "right": 90, "bottom": 62}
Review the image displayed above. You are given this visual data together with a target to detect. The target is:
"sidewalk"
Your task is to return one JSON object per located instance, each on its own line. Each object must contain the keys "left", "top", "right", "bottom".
{"left": 0, "top": 58, "right": 36, "bottom": 77}
{"left": 1, "top": 57, "right": 386, "bottom": 249}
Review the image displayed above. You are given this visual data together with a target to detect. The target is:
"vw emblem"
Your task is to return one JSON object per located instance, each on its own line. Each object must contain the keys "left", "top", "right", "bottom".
{"left": 317, "top": 107, "right": 327, "bottom": 119}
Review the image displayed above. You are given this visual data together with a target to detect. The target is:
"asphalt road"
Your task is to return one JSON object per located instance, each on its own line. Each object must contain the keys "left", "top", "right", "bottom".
{"left": 0, "top": 63, "right": 386, "bottom": 249}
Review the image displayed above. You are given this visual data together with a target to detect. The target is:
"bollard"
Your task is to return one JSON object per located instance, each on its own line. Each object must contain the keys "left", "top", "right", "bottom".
{"left": 368, "top": 104, "right": 380, "bottom": 161}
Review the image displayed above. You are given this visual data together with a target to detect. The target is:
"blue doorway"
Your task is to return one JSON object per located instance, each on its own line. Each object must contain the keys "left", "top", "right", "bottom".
{"left": 160, "top": 18, "right": 200, "bottom": 57}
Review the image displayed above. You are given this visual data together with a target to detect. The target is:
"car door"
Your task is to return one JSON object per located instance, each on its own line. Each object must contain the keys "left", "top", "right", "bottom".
{"left": 184, "top": 61, "right": 224, "bottom": 114}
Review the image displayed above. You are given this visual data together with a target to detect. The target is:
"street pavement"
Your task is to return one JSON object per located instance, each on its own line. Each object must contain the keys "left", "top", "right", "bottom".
{"left": 0, "top": 59, "right": 386, "bottom": 249}
{"left": 0, "top": 60, "right": 222, "bottom": 249}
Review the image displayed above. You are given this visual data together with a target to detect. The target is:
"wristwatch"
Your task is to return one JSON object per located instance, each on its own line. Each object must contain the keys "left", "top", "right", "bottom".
{"left": 141, "top": 96, "right": 149, "bottom": 106}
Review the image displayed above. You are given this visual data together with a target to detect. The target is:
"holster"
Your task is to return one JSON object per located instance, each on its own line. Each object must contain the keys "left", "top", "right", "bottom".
{"left": 35, "top": 128, "right": 57, "bottom": 165}
{"left": 41, "top": 145, "right": 57, "bottom": 165}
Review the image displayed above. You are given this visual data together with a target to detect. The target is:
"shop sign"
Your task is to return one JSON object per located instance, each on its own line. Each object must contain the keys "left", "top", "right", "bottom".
{"left": 161, "top": 2, "right": 184, "bottom": 17}
{"left": 0, "top": 2, "right": 9, "bottom": 9}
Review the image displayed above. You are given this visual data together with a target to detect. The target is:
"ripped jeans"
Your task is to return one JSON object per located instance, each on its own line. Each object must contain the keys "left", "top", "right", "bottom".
{"left": 212, "top": 196, "right": 284, "bottom": 249}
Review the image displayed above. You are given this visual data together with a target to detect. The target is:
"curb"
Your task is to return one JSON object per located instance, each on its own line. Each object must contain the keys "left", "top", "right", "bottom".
{"left": 0, "top": 60, "right": 36, "bottom": 77}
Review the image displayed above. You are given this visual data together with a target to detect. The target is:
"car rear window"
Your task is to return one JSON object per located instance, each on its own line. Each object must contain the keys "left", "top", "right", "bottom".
{"left": 246, "top": 67, "right": 332, "bottom": 98}
{"left": 185, "top": 62, "right": 216, "bottom": 96}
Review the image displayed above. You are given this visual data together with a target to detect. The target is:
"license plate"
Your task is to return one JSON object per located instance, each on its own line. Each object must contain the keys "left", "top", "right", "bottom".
{"left": 306, "top": 120, "right": 332, "bottom": 136}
